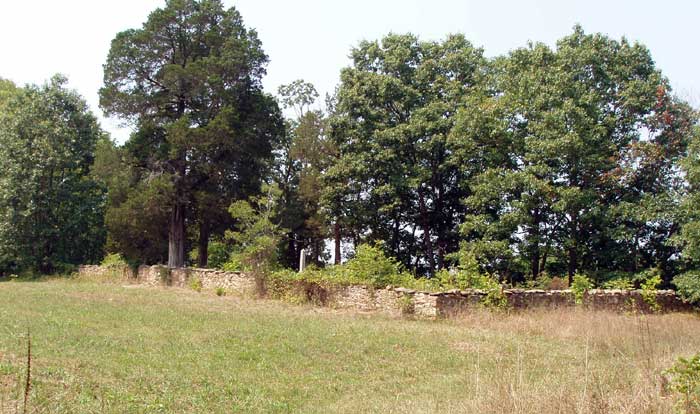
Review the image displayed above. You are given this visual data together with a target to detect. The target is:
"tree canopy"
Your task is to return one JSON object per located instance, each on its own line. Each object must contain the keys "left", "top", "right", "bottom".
{"left": 99, "top": 0, "right": 283, "bottom": 267}
{"left": 0, "top": 75, "right": 105, "bottom": 274}
{"left": 2, "top": 11, "right": 700, "bottom": 296}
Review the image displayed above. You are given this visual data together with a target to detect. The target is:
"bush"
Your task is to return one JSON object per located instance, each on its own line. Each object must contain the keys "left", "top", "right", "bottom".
{"left": 264, "top": 243, "right": 507, "bottom": 309}
{"left": 639, "top": 269, "right": 661, "bottom": 312}
{"left": 101, "top": 253, "right": 129, "bottom": 268}
{"left": 189, "top": 277, "right": 202, "bottom": 292}
{"left": 436, "top": 249, "right": 507, "bottom": 309}
{"left": 665, "top": 353, "right": 700, "bottom": 413}
{"left": 215, "top": 287, "right": 226, "bottom": 297}
{"left": 188, "top": 240, "right": 231, "bottom": 269}
{"left": 674, "top": 272, "right": 700, "bottom": 305}
{"left": 602, "top": 277, "right": 634, "bottom": 290}
{"left": 331, "top": 243, "right": 414, "bottom": 288}
{"left": 571, "top": 273, "right": 592, "bottom": 304}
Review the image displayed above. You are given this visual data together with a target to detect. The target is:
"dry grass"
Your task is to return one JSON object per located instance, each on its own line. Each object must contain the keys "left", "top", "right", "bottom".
{"left": 0, "top": 278, "right": 698, "bottom": 413}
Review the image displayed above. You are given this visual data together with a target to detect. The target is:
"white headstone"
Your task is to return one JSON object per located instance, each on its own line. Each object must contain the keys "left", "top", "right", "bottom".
{"left": 299, "top": 248, "right": 307, "bottom": 272}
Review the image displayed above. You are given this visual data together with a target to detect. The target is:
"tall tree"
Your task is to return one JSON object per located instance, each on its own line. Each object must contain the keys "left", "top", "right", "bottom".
{"left": 276, "top": 80, "right": 336, "bottom": 267}
{"left": 327, "top": 33, "right": 487, "bottom": 275}
{"left": 100, "top": 0, "right": 282, "bottom": 268}
{"left": 460, "top": 26, "right": 694, "bottom": 284}
{"left": 0, "top": 75, "right": 105, "bottom": 274}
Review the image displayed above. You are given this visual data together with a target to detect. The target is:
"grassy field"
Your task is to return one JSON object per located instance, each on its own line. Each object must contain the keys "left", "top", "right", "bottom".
{"left": 0, "top": 278, "right": 698, "bottom": 413}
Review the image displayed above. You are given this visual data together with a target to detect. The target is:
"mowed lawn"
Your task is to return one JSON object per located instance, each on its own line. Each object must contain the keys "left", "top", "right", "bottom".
{"left": 0, "top": 279, "right": 699, "bottom": 413}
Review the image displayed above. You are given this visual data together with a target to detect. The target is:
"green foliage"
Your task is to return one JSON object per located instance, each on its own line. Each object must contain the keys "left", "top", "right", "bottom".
{"left": 0, "top": 75, "right": 105, "bottom": 274}
{"left": 189, "top": 278, "right": 202, "bottom": 293}
{"left": 602, "top": 278, "right": 634, "bottom": 290}
{"left": 333, "top": 243, "right": 414, "bottom": 288}
{"left": 267, "top": 244, "right": 415, "bottom": 290}
{"left": 189, "top": 240, "right": 230, "bottom": 270}
{"left": 673, "top": 272, "right": 700, "bottom": 305}
{"left": 274, "top": 79, "right": 336, "bottom": 269}
{"left": 224, "top": 184, "right": 287, "bottom": 277}
{"left": 215, "top": 287, "right": 226, "bottom": 297}
{"left": 435, "top": 250, "right": 481, "bottom": 290}
{"left": 101, "top": 253, "right": 129, "bottom": 269}
{"left": 639, "top": 269, "right": 662, "bottom": 312}
{"left": 571, "top": 274, "right": 593, "bottom": 305}
{"left": 104, "top": 175, "right": 171, "bottom": 265}
{"left": 325, "top": 32, "right": 488, "bottom": 275}
{"left": 100, "top": 0, "right": 283, "bottom": 267}
{"left": 665, "top": 353, "right": 700, "bottom": 413}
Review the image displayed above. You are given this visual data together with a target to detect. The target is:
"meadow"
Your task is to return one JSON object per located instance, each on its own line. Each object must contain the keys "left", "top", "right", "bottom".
{"left": 0, "top": 278, "right": 698, "bottom": 413}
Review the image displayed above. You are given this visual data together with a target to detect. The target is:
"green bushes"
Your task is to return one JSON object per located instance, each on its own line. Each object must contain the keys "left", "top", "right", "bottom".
{"left": 674, "top": 272, "right": 700, "bottom": 305}
{"left": 330, "top": 244, "right": 415, "bottom": 288}
{"left": 100, "top": 253, "right": 129, "bottom": 268}
{"left": 639, "top": 270, "right": 662, "bottom": 312}
{"left": 571, "top": 274, "right": 593, "bottom": 304}
{"left": 188, "top": 277, "right": 203, "bottom": 292}
{"left": 188, "top": 241, "right": 231, "bottom": 270}
{"left": 665, "top": 353, "right": 700, "bottom": 413}
{"left": 266, "top": 243, "right": 507, "bottom": 309}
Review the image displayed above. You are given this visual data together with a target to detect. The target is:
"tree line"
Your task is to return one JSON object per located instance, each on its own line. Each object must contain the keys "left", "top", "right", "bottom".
{"left": 1, "top": 0, "right": 699, "bottom": 291}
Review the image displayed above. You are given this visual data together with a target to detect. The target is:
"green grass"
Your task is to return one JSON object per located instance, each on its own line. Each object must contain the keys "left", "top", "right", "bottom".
{"left": 0, "top": 278, "right": 699, "bottom": 413}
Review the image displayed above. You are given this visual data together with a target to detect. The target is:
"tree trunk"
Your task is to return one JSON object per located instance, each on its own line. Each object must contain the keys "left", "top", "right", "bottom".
{"left": 540, "top": 245, "right": 548, "bottom": 276}
{"left": 197, "top": 219, "right": 209, "bottom": 268}
{"left": 531, "top": 250, "right": 540, "bottom": 280}
{"left": 417, "top": 191, "right": 436, "bottom": 275}
{"left": 287, "top": 232, "right": 297, "bottom": 268}
{"left": 334, "top": 221, "right": 341, "bottom": 265}
{"left": 567, "top": 209, "right": 579, "bottom": 284}
{"left": 168, "top": 202, "right": 186, "bottom": 268}
{"left": 567, "top": 247, "right": 577, "bottom": 285}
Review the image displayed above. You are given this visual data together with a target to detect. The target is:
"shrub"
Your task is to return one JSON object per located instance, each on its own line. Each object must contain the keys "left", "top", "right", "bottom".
{"left": 189, "top": 240, "right": 231, "bottom": 269}
{"left": 602, "top": 277, "right": 634, "bottom": 290}
{"left": 674, "top": 272, "right": 700, "bottom": 305}
{"left": 639, "top": 269, "right": 662, "bottom": 312}
{"left": 398, "top": 295, "right": 414, "bottom": 315}
{"left": 189, "top": 277, "right": 202, "bottom": 292}
{"left": 101, "top": 253, "right": 128, "bottom": 268}
{"left": 665, "top": 353, "right": 700, "bottom": 413}
{"left": 223, "top": 184, "right": 286, "bottom": 279}
{"left": 571, "top": 273, "right": 592, "bottom": 304}
{"left": 333, "top": 243, "right": 414, "bottom": 288}
{"left": 527, "top": 272, "right": 552, "bottom": 289}
{"left": 437, "top": 249, "right": 507, "bottom": 309}
{"left": 215, "top": 287, "right": 226, "bottom": 297}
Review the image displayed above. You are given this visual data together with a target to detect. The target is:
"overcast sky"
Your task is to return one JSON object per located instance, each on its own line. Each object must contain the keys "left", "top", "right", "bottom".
{"left": 1, "top": 0, "right": 698, "bottom": 143}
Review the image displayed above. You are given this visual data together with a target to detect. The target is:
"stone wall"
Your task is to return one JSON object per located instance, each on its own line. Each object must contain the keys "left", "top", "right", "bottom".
{"left": 77, "top": 265, "right": 696, "bottom": 317}
{"left": 78, "top": 264, "right": 257, "bottom": 295}
{"left": 77, "top": 264, "right": 135, "bottom": 281}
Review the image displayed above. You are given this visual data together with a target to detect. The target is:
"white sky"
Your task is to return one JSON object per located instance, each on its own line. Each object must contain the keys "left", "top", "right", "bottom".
{"left": 1, "top": 0, "right": 698, "bottom": 143}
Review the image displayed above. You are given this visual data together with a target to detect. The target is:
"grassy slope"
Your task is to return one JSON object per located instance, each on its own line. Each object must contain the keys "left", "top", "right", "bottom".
{"left": 0, "top": 279, "right": 698, "bottom": 413}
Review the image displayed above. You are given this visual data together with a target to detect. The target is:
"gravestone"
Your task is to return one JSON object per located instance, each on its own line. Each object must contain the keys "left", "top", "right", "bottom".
{"left": 299, "top": 248, "right": 307, "bottom": 272}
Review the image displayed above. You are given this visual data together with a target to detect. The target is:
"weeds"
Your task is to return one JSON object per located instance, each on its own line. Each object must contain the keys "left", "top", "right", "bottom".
{"left": 23, "top": 329, "right": 31, "bottom": 414}
{"left": 188, "top": 277, "right": 203, "bottom": 292}
{"left": 665, "top": 353, "right": 700, "bottom": 413}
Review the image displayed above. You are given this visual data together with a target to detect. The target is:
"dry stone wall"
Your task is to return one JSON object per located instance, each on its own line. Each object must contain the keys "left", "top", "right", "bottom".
{"left": 77, "top": 265, "right": 696, "bottom": 317}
